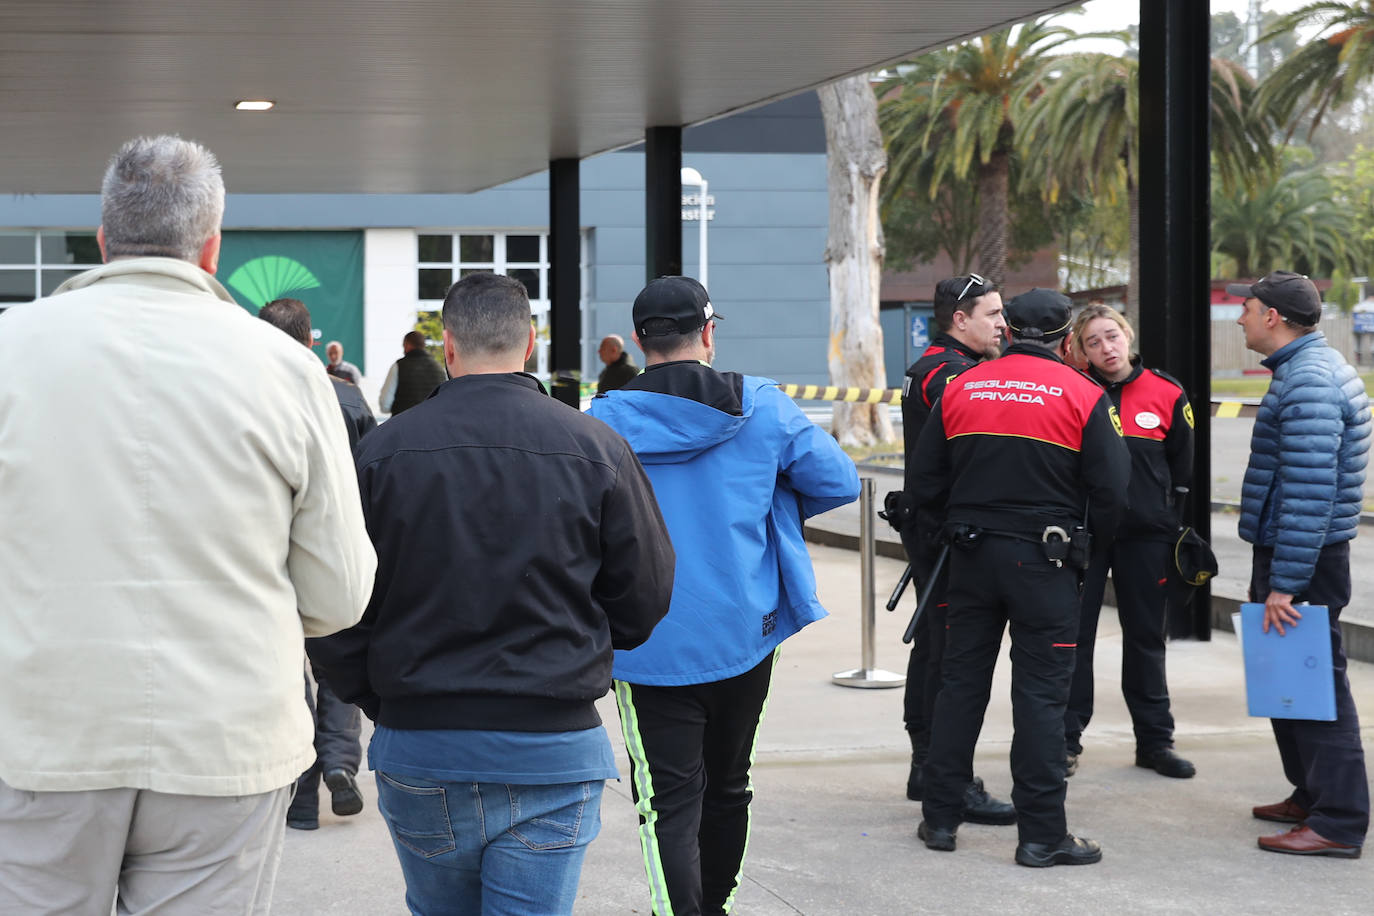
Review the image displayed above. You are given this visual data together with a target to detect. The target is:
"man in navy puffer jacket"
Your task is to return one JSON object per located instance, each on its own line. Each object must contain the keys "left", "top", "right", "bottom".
{"left": 1232, "top": 270, "right": 1369, "bottom": 858}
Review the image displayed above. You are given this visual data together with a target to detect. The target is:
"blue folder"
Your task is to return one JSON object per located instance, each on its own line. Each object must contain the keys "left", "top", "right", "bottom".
{"left": 1240, "top": 603, "right": 1336, "bottom": 721}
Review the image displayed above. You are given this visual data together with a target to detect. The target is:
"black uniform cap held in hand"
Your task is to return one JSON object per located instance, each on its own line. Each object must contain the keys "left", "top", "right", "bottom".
{"left": 1005, "top": 288, "right": 1072, "bottom": 342}
{"left": 633, "top": 276, "right": 724, "bottom": 338}
{"left": 1225, "top": 271, "right": 1322, "bottom": 327}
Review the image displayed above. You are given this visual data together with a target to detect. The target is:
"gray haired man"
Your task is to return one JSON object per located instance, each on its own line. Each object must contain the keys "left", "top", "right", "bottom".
{"left": 0, "top": 136, "right": 376, "bottom": 912}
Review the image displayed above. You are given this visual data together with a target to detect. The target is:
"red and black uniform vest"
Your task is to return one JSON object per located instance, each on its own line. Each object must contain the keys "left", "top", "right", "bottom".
{"left": 908, "top": 344, "right": 1131, "bottom": 540}
{"left": 901, "top": 334, "right": 981, "bottom": 497}
{"left": 1091, "top": 359, "right": 1193, "bottom": 540}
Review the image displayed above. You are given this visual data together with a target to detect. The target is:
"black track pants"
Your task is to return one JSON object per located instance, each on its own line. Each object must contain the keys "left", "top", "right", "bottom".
{"left": 614, "top": 651, "right": 777, "bottom": 916}
{"left": 922, "top": 536, "right": 1080, "bottom": 845}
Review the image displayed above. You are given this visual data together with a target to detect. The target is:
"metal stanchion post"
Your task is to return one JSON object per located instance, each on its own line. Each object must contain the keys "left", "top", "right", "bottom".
{"left": 833, "top": 477, "right": 905, "bottom": 689}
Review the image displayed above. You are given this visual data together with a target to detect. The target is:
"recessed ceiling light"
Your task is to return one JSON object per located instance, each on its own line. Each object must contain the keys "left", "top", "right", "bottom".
{"left": 235, "top": 100, "right": 274, "bottom": 111}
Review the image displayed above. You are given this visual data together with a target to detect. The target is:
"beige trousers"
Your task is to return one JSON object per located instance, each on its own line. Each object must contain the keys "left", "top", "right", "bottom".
{"left": 0, "top": 777, "right": 291, "bottom": 915}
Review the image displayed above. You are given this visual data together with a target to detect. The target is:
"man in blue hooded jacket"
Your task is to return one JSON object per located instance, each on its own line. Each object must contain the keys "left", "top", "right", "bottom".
{"left": 1232, "top": 270, "right": 1369, "bottom": 858}
{"left": 590, "top": 276, "right": 860, "bottom": 915}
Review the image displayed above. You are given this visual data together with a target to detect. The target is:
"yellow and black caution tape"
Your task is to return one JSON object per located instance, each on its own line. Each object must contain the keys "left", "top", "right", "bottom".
{"left": 1211, "top": 400, "right": 1259, "bottom": 418}
{"left": 779, "top": 384, "right": 902, "bottom": 405}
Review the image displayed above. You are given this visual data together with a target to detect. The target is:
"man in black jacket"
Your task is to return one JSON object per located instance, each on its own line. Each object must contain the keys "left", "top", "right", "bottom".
{"left": 596, "top": 334, "right": 639, "bottom": 393}
{"left": 911, "top": 288, "right": 1130, "bottom": 868}
{"left": 257, "top": 297, "right": 374, "bottom": 831}
{"left": 898, "top": 274, "right": 1013, "bottom": 827}
{"left": 309, "top": 272, "right": 674, "bottom": 914}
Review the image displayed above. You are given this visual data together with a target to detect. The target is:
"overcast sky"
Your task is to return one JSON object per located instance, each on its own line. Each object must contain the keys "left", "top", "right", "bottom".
{"left": 1060, "top": 0, "right": 1316, "bottom": 32}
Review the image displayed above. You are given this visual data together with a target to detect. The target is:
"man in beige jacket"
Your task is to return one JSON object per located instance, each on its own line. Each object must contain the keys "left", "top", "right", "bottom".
{"left": 0, "top": 136, "right": 377, "bottom": 914}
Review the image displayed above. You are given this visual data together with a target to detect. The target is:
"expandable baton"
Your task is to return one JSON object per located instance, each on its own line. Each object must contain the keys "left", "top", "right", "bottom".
{"left": 902, "top": 543, "right": 950, "bottom": 644}
{"left": 885, "top": 563, "right": 914, "bottom": 612}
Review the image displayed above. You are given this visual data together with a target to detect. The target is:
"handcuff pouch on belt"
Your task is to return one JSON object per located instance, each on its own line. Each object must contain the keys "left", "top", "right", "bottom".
{"left": 1041, "top": 524, "right": 1092, "bottom": 570}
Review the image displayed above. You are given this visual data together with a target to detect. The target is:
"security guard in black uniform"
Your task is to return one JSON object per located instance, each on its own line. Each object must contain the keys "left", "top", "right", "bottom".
{"left": 898, "top": 274, "right": 1013, "bottom": 826}
{"left": 909, "top": 288, "right": 1130, "bottom": 867}
{"left": 1064, "top": 304, "right": 1197, "bottom": 781}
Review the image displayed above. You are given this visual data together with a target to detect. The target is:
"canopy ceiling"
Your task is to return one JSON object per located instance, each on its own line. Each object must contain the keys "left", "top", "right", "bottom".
{"left": 0, "top": 0, "right": 1073, "bottom": 193}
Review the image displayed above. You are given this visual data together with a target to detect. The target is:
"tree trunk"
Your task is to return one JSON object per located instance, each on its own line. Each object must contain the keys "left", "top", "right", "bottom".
{"left": 819, "top": 75, "right": 894, "bottom": 447}
{"left": 1126, "top": 174, "right": 1140, "bottom": 330}
{"left": 974, "top": 151, "right": 1009, "bottom": 289}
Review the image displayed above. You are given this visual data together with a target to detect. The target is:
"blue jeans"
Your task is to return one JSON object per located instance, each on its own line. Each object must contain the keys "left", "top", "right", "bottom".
{"left": 376, "top": 772, "right": 603, "bottom": 916}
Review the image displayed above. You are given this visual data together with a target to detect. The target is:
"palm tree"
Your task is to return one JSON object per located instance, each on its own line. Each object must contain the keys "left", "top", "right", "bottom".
{"left": 1017, "top": 43, "right": 1273, "bottom": 325}
{"left": 1211, "top": 153, "right": 1353, "bottom": 279}
{"left": 1257, "top": 1, "right": 1374, "bottom": 140}
{"left": 879, "top": 17, "right": 1070, "bottom": 287}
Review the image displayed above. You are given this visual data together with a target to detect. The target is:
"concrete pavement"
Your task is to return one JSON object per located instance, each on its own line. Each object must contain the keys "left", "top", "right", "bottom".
{"left": 273, "top": 541, "right": 1373, "bottom": 914}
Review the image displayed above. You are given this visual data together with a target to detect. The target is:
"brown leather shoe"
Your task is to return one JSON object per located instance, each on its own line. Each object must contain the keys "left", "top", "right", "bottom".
{"left": 1252, "top": 799, "right": 1309, "bottom": 824}
{"left": 1258, "top": 825, "right": 1361, "bottom": 858}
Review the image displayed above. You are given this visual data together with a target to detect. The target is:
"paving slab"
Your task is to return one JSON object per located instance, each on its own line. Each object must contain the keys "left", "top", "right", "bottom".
{"left": 272, "top": 543, "right": 1374, "bottom": 915}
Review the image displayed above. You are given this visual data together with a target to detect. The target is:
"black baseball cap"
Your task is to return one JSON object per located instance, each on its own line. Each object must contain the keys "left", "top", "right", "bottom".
{"left": 1226, "top": 271, "right": 1322, "bottom": 326}
{"left": 1005, "top": 288, "right": 1072, "bottom": 342}
{"left": 633, "top": 276, "right": 724, "bottom": 338}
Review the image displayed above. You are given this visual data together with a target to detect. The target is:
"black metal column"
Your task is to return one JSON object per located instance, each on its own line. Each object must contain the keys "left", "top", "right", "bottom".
{"left": 549, "top": 158, "right": 581, "bottom": 407}
{"left": 645, "top": 126, "right": 683, "bottom": 281}
{"left": 1138, "top": 0, "right": 1212, "bottom": 640}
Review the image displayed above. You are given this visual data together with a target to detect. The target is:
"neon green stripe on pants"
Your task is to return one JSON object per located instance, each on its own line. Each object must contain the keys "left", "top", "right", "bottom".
{"left": 720, "top": 647, "right": 780, "bottom": 914}
{"left": 614, "top": 679, "right": 675, "bottom": 916}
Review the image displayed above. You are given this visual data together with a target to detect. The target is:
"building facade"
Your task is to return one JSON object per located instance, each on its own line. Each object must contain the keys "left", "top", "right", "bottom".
{"left": 0, "top": 96, "right": 832, "bottom": 406}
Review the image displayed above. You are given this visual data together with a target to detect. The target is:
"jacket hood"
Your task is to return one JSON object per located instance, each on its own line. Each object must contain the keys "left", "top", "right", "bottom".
{"left": 591, "top": 372, "right": 771, "bottom": 464}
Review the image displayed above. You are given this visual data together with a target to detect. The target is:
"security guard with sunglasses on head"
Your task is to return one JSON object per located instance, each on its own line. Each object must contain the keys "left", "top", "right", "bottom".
{"left": 909, "top": 288, "right": 1130, "bottom": 868}
{"left": 896, "top": 273, "right": 1014, "bottom": 827}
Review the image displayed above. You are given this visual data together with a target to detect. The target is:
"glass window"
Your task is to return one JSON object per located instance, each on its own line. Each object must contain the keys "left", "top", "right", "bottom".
{"left": 459, "top": 234, "right": 494, "bottom": 263}
{"left": 508, "top": 268, "right": 540, "bottom": 299}
{"left": 41, "top": 269, "right": 86, "bottom": 296}
{"left": 418, "top": 268, "right": 453, "bottom": 300}
{"left": 417, "top": 234, "right": 452, "bottom": 263}
{"left": 460, "top": 267, "right": 495, "bottom": 279}
{"left": 506, "top": 235, "right": 540, "bottom": 263}
{"left": 39, "top": 232, "right": 100, "bottom": 265}
{"left": 0, "top": 269, "right": 37, "bottom": 303}
{"left": 0, "top": 233, "right": 34, "bottom": 264}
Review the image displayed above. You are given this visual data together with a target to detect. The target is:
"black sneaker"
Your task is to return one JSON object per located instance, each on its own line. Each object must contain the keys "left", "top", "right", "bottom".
{"left": 962, "top": 777, "right": 1016, "bottom": 825}
{"left": 918, "top": 820, "right": 957, "bottom": 852}
{"left": 1015, "top": 834, "right": 1102, "bottom": 868}
{"left": 1135, "top": 747, "right": 1196, "bottom": 779}
{"left": 324, "top": 769, "right": 365, "bottom": 816}
{"left": 286, "top": 796, "right": 319, "bottom": 831}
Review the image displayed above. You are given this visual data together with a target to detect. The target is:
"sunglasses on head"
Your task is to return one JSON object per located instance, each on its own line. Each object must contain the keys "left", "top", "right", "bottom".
{"left": 957, "top": 273, "right": 988, "bottom": 302}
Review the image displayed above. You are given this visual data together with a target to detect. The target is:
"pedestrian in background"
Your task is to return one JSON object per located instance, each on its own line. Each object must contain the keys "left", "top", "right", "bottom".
{"left": 596, "top": 333, "right": 639, "bottom": 393}
{"left": 379, "top": 329, "right": 446, "bottom": 415}
{"left": 259, "top": 297, "right": 373, "bottom": 832}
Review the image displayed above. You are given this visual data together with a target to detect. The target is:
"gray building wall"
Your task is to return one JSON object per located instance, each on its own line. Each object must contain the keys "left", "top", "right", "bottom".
{"left": 1, "top": 96, "right": 832, "bottom": 384}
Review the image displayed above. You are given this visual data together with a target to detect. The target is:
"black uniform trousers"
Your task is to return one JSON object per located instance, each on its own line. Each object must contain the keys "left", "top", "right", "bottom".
{"left": 293, "top": 660, "right": 363, "bottom": 809}
{"left": 923, "top": 536, "right": 1080, "bottom": 845}
{"left": 900, "top": 529, "right": 948, "bottom": 752}
{"left": 614, "top": 650, "right": 777, "bottom": 916}
{"left": 1250, "top": 541, "right": 1369, "bottom": 847}
{"left": 1065, "top": 539, "right": 1175, "bottom": 756}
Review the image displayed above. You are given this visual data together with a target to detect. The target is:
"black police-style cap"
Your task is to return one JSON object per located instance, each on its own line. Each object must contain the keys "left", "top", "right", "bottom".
{"left": 1005, "top": 288, "right": 1072, "bottom": 342}
{"left": 1167, "top": 526, "right": 1219, "bottom": 606}
{"left": 1225, "top": 271, "right": 1322, "bottom": 326}
{"left": 633, "top": 276, "right": 724, "bottom": 338}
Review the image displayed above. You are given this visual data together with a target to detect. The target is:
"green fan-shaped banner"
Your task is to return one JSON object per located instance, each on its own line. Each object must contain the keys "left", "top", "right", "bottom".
{"left": 226, "top": 255, "right": 322, "bottom": 308}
